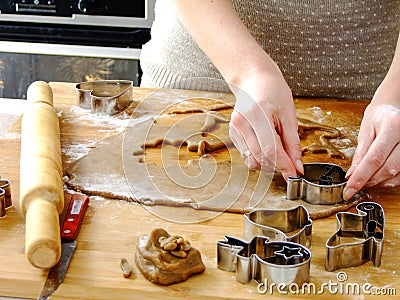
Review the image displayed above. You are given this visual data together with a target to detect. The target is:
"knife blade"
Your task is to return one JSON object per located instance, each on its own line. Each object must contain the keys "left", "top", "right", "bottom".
{"left": 37, "top": 193, "right": 89, "bottom": 300}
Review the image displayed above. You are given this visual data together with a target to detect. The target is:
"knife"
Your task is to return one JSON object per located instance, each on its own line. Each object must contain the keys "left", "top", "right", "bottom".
{"left": 38, "top": 193, "right": 89, "bottom": 300}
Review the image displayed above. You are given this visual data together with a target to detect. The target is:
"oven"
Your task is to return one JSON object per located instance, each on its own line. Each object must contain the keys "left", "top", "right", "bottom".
{"left": 0, "top": 0, "right": 155, "bottom": 98}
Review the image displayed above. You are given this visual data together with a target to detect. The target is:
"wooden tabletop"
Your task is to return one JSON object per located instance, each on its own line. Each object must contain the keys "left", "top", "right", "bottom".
{"left": 0, "top": 82, "right": 399, "bottom": 299}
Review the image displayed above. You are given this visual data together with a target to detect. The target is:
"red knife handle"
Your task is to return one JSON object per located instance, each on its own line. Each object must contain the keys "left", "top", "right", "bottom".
{"left": 61, "top": 194, "right": 89, "bottom": 242}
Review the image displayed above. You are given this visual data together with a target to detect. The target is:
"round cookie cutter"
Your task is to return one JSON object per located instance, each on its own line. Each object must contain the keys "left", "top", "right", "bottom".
{"left": 76, "top": 80, "right": 133, "bottom": 115}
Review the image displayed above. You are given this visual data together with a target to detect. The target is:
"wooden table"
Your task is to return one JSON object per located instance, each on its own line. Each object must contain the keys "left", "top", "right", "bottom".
{"left": 0, "top": 82, "right": 398, "bottom": 299}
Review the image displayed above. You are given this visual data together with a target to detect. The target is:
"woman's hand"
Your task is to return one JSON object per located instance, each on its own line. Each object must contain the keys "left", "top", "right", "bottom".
{"left": 229, "top": 68, "right": 303, "bottom": 180}
{"left": 169, "top": 0, "right": 303, "bottom": 179}
{"left": 344, "top": 75, "right": 400, "bottom": 200}
{"left": 344, "top": 103, "right": 400, "bottom": 199}
{"left": 344, "top": 32, "right": 400, "bottom": 200}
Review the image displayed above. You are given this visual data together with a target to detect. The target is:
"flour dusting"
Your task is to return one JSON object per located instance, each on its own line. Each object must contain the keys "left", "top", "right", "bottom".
{"left": 68, "top": 106, "right": 130, "bottom": 131}
{"left": 0, "top": 113, "right": 19, "bottom": 138}
{"left": 62, "top": 140, "right": 97, "bottom": 163}
{"left": 307, "top": 106, "right": 325, "bottom": 122}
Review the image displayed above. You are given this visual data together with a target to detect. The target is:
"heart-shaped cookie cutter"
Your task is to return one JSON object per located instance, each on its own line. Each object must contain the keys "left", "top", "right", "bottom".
{"left": 287, "top": 162, "right": 347, "bottom": 205}
{"left": 217, "top": 237, "right": 311, "bottom": 285}
{"left": 325, "top": 202, "right": 384, "bottom": 271}
{"left": 243, "top": 205, "right": 312, "bottom": 248}
{"left": 76, "top": 80, "right": 133, "bottom": 115}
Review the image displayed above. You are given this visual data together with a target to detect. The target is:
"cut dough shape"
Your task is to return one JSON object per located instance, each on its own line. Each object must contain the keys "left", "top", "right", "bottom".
{"left": 143, "top": 112, "right": 232, "bottom": 156}
{"left": 298, "top": 118, "right": 345, "bottom": 158}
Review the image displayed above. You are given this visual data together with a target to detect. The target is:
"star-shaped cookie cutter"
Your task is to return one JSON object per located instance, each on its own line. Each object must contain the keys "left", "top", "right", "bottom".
{"left": 217, "top": 236, "right": 311, "bottom": 285}
{"left": 243, "top": 205, "right": 312, "bottom": 248}
{"left": 325, "top": 202, "right": 384, "bottom": 271}
{"left": 287, "top": 162, "right": 347, "bottom": 205}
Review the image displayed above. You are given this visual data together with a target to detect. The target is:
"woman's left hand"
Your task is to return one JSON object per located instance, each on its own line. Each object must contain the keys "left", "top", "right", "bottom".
{"left": 344, "top": 102, "right": 400, "bottom": 200}
{"left": 345, "top": 31, "right": 400, "bottom": 201}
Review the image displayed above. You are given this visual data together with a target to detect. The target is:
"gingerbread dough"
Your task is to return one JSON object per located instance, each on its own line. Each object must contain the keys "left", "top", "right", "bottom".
{"left": 135, "top": 228, "right": 205, "bottom": 285}
{"left": 65, "top": 95, "right": 364, "bottom": 220}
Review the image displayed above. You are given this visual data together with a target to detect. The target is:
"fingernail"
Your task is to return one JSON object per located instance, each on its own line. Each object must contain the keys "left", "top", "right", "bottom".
{"left": 343, "top": 187, "right": 356, "bottom": 201}
{"left": 296, "top": 159, "right": 304, "bottom": 174}
{"left": 345, "top": 165, "right": 356, "bottom": 179}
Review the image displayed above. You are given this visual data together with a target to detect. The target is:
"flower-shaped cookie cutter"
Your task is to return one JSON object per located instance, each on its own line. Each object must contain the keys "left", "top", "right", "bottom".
{"left": 243, "top": 205, "right": 312, "bottom": 248}
{"left": 287, "top": 162, "right": 347, "bottom": 205}
{"left": 217, "top": 237, "right": 311, "bottom": 285}
{"left": 325, "top": 202, "right": 384, "bottom": 271}
{"left": 76, "top": 80, "right": 133, "bottom": 115}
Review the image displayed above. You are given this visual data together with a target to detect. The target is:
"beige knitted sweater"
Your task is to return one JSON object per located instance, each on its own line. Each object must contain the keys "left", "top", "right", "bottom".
{"left": 140, "top": 0, "right": 400, "bottom": 99}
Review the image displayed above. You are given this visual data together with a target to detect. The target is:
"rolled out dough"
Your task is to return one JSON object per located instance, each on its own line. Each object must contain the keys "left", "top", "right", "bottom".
{"left": 66, "top": 93, "right": 364, "bottom": 220}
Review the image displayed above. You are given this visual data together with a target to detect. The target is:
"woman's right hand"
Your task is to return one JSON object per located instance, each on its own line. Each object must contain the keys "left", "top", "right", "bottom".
{"left": 229, "top": 67, "right": 304, "bottom": 180}
{"left": 169, "top": 0, "right": 303, "bottom": 179}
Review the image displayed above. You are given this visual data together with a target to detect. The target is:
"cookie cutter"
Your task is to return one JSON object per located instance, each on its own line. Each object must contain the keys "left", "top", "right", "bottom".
{"left": 217, "top": 237, "right": 311, "bottom": 285}
{"left": 244, "top": 206, "right": 312, "bottom": 248}
{"left": 76, "top": 80, "right": 133, "bottom": 115}
{"left": 287, "top": 162, "right": 347, "bottom": 205}
{"left": 326, "top": 202, "right": 384, "bottom": 272}
{"left": 0, "top": 176, "right": 12, "bottom": 217}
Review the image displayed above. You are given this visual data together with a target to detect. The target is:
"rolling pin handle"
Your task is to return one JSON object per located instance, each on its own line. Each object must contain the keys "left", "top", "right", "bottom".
{"left": 25, "top": 198, "right": 61, "bottom": 269}
{"left": 26, "top": 81, "right": 54, "bottom": 106}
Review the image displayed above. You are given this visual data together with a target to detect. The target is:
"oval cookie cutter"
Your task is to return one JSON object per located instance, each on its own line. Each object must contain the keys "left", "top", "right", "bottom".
{"left": 76, "top": 80, "right": 133, "bottom": 115}
{"left": 287, "top": 162, "right": 347, "bottom": 205}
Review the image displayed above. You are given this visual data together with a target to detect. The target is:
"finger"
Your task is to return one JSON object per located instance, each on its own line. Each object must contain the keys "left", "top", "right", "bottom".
{"left": 378, "top": 172, "right": 400, "bottom": 188}
{"left": 365, "top": 142, "right": 400, "bottom": 186}
{"left": 278, "top": 117, "right": 304, "bottom": 175}
{"left": 344, "top": 131, "right": 397, "bottom": 200}
{"left": 229, "top": 112, "right": 261, "bottom": 169}
{"left": 231, "top": 109, "right": 295, "bottom": 178}
{"left": 269, "top": 131, "right": 298, "bottom": 180}
{"left": 229, "top": 122, "right": 258, "bottom": 168}
{"left": 247, "top": 108, "right": 297, "bottom": 179}
{"left": 346, "top": 118, "right": 375, "bottom": 179}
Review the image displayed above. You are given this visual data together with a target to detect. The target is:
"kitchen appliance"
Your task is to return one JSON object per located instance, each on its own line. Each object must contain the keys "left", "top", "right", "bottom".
{"left": 0, "top": 0, "right": 155, "bottom": 98}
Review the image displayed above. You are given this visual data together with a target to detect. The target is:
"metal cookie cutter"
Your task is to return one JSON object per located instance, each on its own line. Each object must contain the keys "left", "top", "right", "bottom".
{"left": 287, "top": 162, "right": 347, "bottom": 205}
{"left": 326, "top": 202, "right": 384, "bottom": 272}
{"left": 244, "top": 206, "right": 312, "bottom": 248}
{"left": 0, "top": 176, "right": 12, "bottom": 217}
{"left": 217, "top": 236, "right": 311, "bottom": 285}
{"left": 76, "top": 80, "right": 133, "bottom": 115}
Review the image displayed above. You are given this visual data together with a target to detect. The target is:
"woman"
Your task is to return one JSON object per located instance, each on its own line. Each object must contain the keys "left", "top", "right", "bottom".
{"left": 140, "top": 0, "right": 400, "bottom": 200}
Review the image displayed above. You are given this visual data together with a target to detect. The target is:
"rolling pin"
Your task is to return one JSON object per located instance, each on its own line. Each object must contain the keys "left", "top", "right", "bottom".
{"left": 20, "top": 81, "right": 64, "bottom": 269}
